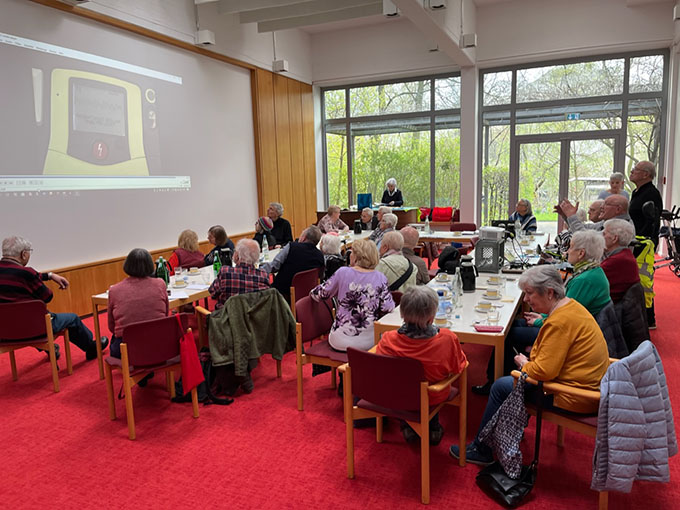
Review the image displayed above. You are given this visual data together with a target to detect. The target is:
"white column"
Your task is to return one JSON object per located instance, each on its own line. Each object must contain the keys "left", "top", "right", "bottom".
{"left": 459, "top": 65, "right": 479, "bottom": 224}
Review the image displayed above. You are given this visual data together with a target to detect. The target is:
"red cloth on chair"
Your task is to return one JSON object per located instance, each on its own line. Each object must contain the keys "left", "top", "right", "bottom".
{"left": 431, "top": 207, "right": 453, "bottom": 221}
{"left": 176, "top": 316, "right": 204, "bottom": 392}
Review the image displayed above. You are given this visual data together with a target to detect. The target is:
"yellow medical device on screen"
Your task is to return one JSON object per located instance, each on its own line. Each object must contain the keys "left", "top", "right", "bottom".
{"left": 43, "top": 69, "right": 149, "bottom": 175}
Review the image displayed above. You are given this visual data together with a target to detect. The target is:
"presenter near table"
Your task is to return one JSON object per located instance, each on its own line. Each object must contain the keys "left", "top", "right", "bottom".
{"left": 90, "top": 267, "right": 213, "bottom": 380}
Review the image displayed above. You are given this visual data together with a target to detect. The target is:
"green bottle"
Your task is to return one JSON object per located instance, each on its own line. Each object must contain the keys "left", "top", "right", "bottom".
{"left": 156, "top": 256, "right": 169, "bottom": 285}
{"left": 212, "top": 249, "right": 222, "bottom": 277}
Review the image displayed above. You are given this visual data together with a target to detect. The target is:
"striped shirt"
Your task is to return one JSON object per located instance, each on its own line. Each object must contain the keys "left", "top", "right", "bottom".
{"left": 0, "top": 260, "right": 53, "bottom": 304}
{"left": 208, "top": 263, "right": 270, "bottom": 309}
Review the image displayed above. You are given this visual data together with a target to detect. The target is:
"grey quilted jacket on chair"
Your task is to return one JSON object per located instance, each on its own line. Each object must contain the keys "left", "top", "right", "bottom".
{"left": 591, "top": 341, "right": 677, "bottom": 492}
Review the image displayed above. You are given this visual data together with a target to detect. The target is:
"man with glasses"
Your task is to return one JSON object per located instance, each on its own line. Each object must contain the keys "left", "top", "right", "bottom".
{"left": 629, "top": 161, "right": 663, "bottom": 249}
{"left": 557, "top": 194, "right": 634, "bottom": 233}
{"left": 0, "top": 236, "right": 108, "bottom": 360}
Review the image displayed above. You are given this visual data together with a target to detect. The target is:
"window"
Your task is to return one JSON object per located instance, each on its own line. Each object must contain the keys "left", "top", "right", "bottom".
{"left": 322, "top": 73, "right": 460, "bottom": 208}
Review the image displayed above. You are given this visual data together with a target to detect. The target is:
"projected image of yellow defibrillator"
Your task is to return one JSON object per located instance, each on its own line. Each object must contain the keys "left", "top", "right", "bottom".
{"left": 43, "top": 69, "right": 149, "bottom": 175}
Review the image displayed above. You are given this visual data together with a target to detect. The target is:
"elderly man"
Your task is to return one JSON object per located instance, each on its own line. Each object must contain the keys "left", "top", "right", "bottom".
{"left": 359, "top": 207, "right": 379, "bottom": 230}
{"left": 601, "top": 219, "right": 640, "bottom": 303}
{"left": 558, "top": 194, "right": 634, "bottom": 233}
{"left": 376, "top": 231, "right": 417, "bottom": 292}
{"left": 264, "top": 225, "right": 324, "bottom": 301}
{"left": 369, "top": 212, "right": 397, "bottom": 247}
{"left": 209, "top": 239, "right": 269, "bottom": 309}
{"left": 0, "top": 236, "right": 108, "bottom": 360}
{"left": 588, "top": 200, "right": 604, "bottom": 222}
{"left": 629, "top": 161, "right": 663, "bottom": 249}
{"left": 400, "top": 226, "right": 429, "bottom": 285}
{"left": 267, "top": 202, "right": 293, "bottom": 248}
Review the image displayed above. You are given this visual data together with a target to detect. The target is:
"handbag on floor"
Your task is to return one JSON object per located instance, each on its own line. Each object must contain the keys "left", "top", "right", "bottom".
{"left": 475, "top": 377, "right": 544, "bottom": 508}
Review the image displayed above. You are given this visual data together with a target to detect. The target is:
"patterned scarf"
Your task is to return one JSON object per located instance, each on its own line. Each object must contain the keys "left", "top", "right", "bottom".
{"left": 397, "top": 323, "right": 439, "bottom": 339}
{"left": 571, "top": 259, "right": 600, "bottom": 278}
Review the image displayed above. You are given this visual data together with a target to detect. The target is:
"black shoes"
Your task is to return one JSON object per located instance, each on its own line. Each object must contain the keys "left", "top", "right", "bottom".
{"left": 137, "top": 372, "right": 155, "bottom": 388}
{"left": 41, "top": 344, "right": 61, "bottom": 361}
{"left": 471, "top": 381, "right": 492, "bottom": 396}
{"left": 86, "top": 336, "right": 109, "bottom": 361}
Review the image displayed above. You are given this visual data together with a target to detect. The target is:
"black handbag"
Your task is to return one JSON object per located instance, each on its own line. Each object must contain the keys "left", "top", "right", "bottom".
{"left": 475, "top": 381, "right": 544, "bottom": 508}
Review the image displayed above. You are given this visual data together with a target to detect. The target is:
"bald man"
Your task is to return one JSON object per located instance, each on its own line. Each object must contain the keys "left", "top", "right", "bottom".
{"left": 400, "top": 226, "right": 430, "bottom": 285}
{"left": 559, "top": 194, "right": 634, "bottom": 234}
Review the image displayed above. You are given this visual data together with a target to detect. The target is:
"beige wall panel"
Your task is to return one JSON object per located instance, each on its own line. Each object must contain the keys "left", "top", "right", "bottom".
{"left": 287, "top": 79, "right": 308, "bottom": 237}
{"left": 301, "top": 83, "right": 317, "bottom": 227}
{"left": 273, "top": 74, "right": 295, "bottom": 234}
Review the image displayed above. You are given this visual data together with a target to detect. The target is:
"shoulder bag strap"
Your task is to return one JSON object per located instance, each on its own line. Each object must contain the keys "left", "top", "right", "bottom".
{"left": 389, "top": 261, "right": 414, "bottom": 292}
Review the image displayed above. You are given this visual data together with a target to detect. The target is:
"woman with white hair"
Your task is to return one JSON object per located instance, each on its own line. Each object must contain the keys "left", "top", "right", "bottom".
{"left": 598, "top": 172, "right": 630, "bottom": 200}
{"left": 319, "top": 234, "right": 346, "bottom": 281}
{"left": 601, "top": 218, "right": 640, "bottom": 302}
{"left": 453, "top": 265, "right": 609, "bottom": 465}
{"left": 368, "top": 212, "right": 398, "bottom": 247}
{"left": 377, "top": 286, "right": 467, "bottom": 445}
{"left": 508, "top": 199, "right": 537, "bottom": 233}
{"left": 381, "top": 178, "right": 404, "bottom": 207}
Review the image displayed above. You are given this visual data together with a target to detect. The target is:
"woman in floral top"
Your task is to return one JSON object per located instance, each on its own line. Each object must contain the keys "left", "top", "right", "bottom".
{"left": 310, "top": 239, "right": 395, "bottom": 351}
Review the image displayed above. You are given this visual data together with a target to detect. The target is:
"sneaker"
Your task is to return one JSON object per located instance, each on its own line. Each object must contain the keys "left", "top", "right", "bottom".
{"left": 86, "top": 336, "right": 109, "bottom": 361}
{"left": 430, "top": 425, "right": 445, "bottom": 446}
{"left": 137, "top": 372, "right": 154, "bottom": 388}
{"left": 449, "top": 443, "right": 493, "bottom": 466}
{"left": 42, "top": 343, "right": 61, "bottom": 362}
{"left": 401, "top": 424, "right": 418, "bottom": 443}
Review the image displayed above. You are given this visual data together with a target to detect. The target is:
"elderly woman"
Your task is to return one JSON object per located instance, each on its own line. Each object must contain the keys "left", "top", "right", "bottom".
{"left": 319, "top": 233, "right": 345, "bottom": 281}
{"left": 369, "top": 212, "right": 398, "bottom": 246}
{"left": 508, "top": 198, "right": 537, "bottom": 233}
{"left": 310, "top": 239, "right": 394, "bottom": 352}
{"left": 253, "top": 216, "right": 276, "bottom": 249}
{"left": 318, "top": 205, "right": 349, "bottom": 234}
{"left": 598, "top": 172, "right": 630, "bottom": 200}
{"left": 360, "top": 207, "right": 379, "bottom": 230}
{"left": 452, "top": 265, "right": 610, "bottom": 465}
{"left": 376, "top": 230, "right": 417, "bottom": 292}
{"left": 204, "top": 225, "right": 235, "bottom": 266}
{"left": 601, "top": 218, "right": 640, "bottom": 302}
{"left": 473, "top": 230, "right": 611, "bottom": 395}
{"left": 267, "top": 202, "right": 293, "bottom": 247}
{"left": 381, "top": 178, "right": 404, "bottom": 207}
{"left": 377, "top": 286, "right": 467, "bottom": 445}
{"left": 168, "top": 229, "right": 205, "bottom": 274}
{"left": 108, "top": 249, "right": 169, "bottom": 359}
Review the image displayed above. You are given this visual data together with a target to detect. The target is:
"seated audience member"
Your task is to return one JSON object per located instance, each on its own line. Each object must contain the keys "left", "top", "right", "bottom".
{"left": 452, "top": 265, "right": 609, "bottom": 465}
{"left": 204, "top": 225, "right": 235, "bottom": 266}
{"left": 319, "top": 234, "right": 345, "bottom": 281}
{"left": 508, "top": 199, "right": 537, "bottom": 233}
{"left": 209, "top": 239, "right": 269, "bottom": 309}
{"left": 169, "top": 229, "right": 205, "bottom": 274}
{"left": 0, "top": 236, "right": 108, "bottom": 360}
{"left": 601, "top": 218, "right": 640, "bottom": 302}
{"left": 400, "top": 226, "right": 430, "bottom": 285}
{"left": 376, "top": 231, "right": 417, "bottom": 292}
{"left": 108, "top": 249, "right": 169, "bottom": 359}
{"left": 267, "top": 202, "right": 293, "bottom": 247}
{"left": 264, "top": 225, "right": 325, "bottom": 301}
{"left": 558, "top": 194, "right": 634, "bottom": 233}
{"left": 369, "top": 212, "right": 397, "bottom": 246}
{"left": 377, "top": 286, "right": 467, "bottom": 445}
{"left": 588, "top": 200, "right": 605, "bottom": 222}
{"left": 473, "top": 230, "right": 611, "bottom": 395}
{"left": 598, "top": 172, "right": 630, "bottom": 200}
{"left": 381, "top": 177, "right": 404, "bottom": 207}
{"left": 253, "top": 216, "right": 276, "bottom": 249}
{"left": 318, "top": 205, "right": 349, "bottom": 233}
{"left": 310, "top": 239, "right": 394, "bottom": 352}
{"left": 360, "top": 207, "right": 379, "bottom": 230}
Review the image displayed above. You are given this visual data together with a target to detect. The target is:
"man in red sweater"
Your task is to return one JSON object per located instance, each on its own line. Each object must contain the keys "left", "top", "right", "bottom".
{"left": 601, "top": 219, "right": 640, "bottom": 302}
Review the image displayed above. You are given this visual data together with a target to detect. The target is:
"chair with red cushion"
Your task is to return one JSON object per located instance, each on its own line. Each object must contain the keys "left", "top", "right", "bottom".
{"left": 0, "top": 300, "right": 72, "bottom": 393}
{"left": 390, "top": 291, "right": 403, "bottom": 306}
{"left": 295, "top": 295, "right": 342, "bottom": 411}
{"left": 290, "top": 267, "right": 323, "bottom": 320}
{"left": 450, "top": 222, "right": 478, "bottom": 255}
{"left": 343, "top": 347, "right": 468, "bottom": 504}
{"left": 104, "top": 313, "right": 199, "bottom": 440}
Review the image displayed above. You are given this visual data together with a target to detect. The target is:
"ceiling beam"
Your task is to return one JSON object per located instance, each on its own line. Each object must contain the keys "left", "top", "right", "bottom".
{"left": 392, "top": 0, "right": 475, "bottom": 67}
{"left": 257, "top": 3, "right": 383, "bottom": 32}
{"left": 240, "top": 0, "right": 377, "bottom": 24}
{"left": 217, "top": 0, "right": 304, "bottom": 14}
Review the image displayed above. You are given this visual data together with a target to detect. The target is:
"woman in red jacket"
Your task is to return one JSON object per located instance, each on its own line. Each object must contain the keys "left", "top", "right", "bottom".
{"left": 168, "top": 229, "right": 205, "bottom": 274}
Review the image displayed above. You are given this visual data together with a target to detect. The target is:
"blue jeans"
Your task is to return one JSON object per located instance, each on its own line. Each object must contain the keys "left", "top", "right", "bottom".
{"left": 485, "top": 319, "right": 540, "bottom": 382}
{"left": 50, "top": 313, "right": 95, "bottom": 353}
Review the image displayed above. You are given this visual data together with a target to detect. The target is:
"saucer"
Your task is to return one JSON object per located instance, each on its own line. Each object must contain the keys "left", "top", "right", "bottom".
{"left": 172, "top": 282, "right": 187, "bottom": 288}
{"left": 482, "top": 293, "right": 501, "bottom": 300}
{"left": 474, "top": 306, "right": 490, "bottom": 313}
{"left": 486, "top": 279, "right": 503, "bottom": 285}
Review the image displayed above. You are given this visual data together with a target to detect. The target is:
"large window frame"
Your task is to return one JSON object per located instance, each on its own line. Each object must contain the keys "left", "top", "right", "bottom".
{"left": 477, "top": 49, "right": 669, "bottom": 224}
{"left": 321, "top": 72, "right": 462, "bottom": 208}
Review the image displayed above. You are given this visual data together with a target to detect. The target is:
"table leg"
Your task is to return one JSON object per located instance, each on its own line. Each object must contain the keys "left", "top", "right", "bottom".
{"left": 494, "top": 337, "right": 504, "bottom": 381}
{"left": 92, "top": 301, "right": 104, "bottom": 380}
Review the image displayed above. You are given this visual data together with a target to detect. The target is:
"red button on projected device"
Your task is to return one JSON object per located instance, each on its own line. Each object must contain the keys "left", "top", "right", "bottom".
{"left": 93, "top": 141, "right": 108, "bottom": 160}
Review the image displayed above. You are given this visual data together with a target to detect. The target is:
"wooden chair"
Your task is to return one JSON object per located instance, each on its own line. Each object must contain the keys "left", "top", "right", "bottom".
{"left": 0, "top": 300, "right": 72, "bottom": 393}
{"left": 290, "top": 267, "right": 322, "bottom": 319}
{"left": 343, "top": 347, "right": 468, "bottom": 504}
{"left": 511, "top": 366, "right": 615, "bottom": 510}
{"left": 104, "top": 314, "right": 199, "bottom": 440}
{"left": 295, "top": 295, "right": 340, "bottom": 411}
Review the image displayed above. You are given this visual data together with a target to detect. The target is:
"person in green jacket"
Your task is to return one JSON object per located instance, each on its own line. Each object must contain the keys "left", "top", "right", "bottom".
{"left": 473, "top": 230, "right": 611, "bottom": 395}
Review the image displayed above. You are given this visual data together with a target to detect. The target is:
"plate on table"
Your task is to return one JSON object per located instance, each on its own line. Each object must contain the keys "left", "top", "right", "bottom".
{"left": 486, "top": 278, "right": 503, "bottom": 286}
{"left": 172, "top": 282, "right": 188, "bottom": 289}
{"left": 482, "top": 293, "right": 501, "bottom": 300}
{"left": 474, "top": 306, "right": 490, "bottom": 313}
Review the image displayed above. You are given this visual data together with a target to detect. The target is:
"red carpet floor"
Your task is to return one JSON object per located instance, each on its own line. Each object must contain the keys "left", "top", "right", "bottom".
{"left": 1, "top": 270, "right": 679, "bottom": 509}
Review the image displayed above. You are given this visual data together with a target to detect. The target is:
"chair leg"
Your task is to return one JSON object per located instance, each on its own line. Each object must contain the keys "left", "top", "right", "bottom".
{"left": 9, "top": 350, "right": 18, "bottom": 381}
{"left": 459, "top": 369, "right": 467, "bottom": 466}
{"left": 331, "top": 367, "right": 337, "bottom": 389}
{"left": 63, "top": 331, "right": 73, "bottom": 376}
{"left": 47, "top": 340, "right": 60, "bottom": 393}
{"left": 123, "top": 375, "right": 136, "bottom": 440}
{"left": 276, "top": 359, "right": 282, "bottom": 378}
{"left": 599, "top": 491, "right": 608, "bottom": 510}
{"left": 376, "top": 416, "right": 384, "bottom": 443}
{"left": 344, "top": 367, "right": 355, "bottom": 479}
{"left": 421, "top": 382, "right": 430, "bottom": 504}
{"left": 104, "top": 364, "right": 117, "bottom": 420}
{"left": 191, "top": 387, "right": 199, "bottom": 418}
{"left": 557, "top": 425, "right": 565, "bottom": 447}
{"left": 168, "top": 371, "right": 176, "bottom": 398}
{"left": 297, "top": 358, "right": 304, "bottom": 412}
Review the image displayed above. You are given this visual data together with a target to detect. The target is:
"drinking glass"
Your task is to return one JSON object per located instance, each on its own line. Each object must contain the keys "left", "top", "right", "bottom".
{"left": 487, "top": 309, "right": 500, "bottom": 325}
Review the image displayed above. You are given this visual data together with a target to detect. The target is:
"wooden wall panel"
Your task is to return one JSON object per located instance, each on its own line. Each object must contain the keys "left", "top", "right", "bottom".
{"left": 287, "top": 79, "right": 309, "bottom": 234}
{"left": 273, "top": 75, "right": 295, "bottom": 233}
{"left": 253, "top": 69, "right": 278, "bottom": 214}
{"left": 301, "top": 83, "right": 318, "bottom": 227}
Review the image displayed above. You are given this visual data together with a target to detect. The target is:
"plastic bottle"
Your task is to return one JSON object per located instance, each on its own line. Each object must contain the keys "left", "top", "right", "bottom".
{"left": 425, "top": 217, "right": 431, "bottom": 234}
{"left": 454, "top": 267, "right": 464, "bottom": 308}
{"left": 156, "top": 256, "right": 169, "bottom": 285}
{"left": 262, "top": 236, "right": 269, "bottom": 261}
{"left": 212, "top": 250, "right": 222, "bottom": 277}
{"left": 514, "top": 218, "right": 522, "bottom": 237}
